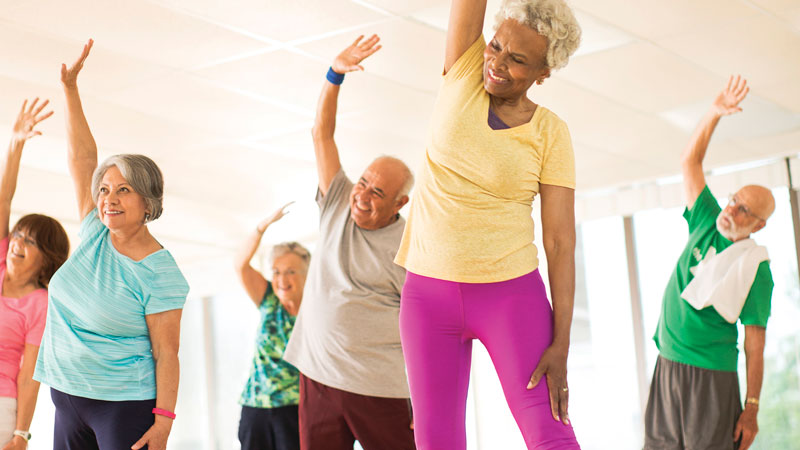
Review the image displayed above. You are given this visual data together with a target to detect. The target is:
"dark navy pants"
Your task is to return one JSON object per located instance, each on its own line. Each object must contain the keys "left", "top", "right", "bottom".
{"left": 238, "top": 404, "right": 300, "bottom": 450}
{"left": 51, "top": 388, "right": 156, "bottom": 450}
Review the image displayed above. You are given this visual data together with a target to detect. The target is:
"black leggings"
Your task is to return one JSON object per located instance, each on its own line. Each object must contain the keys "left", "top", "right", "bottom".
{"left": 238, "top": 404, "right": 300, "bottom": 450}
{"left": 51, "top": 388, "right": 156, "bottom": 450}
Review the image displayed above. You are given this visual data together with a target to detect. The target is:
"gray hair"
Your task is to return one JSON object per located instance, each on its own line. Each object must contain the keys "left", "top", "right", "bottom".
{"left": 495, "top": 0, "right": 582, "bottom": 70}
{"left": 92, "top": 154, "right": 164, "bottom": 222}
{"left": 271, "top": 241, "right": 311, "bottom": 272}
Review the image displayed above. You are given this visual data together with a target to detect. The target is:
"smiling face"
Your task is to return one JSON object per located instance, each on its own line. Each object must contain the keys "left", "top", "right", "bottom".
{"left": 5, "top": 227, "right": 44, "bottom": 285}
{"left": 484, "top": 19, "right": 551, "bottom": 100}
{"left": 271, "top": 252, "right": 308, "bottom": 307}
{"left": 96, "top": 165, "right": 149, "bottom": 232}
{"left": 349, "top": 158, "right": 409, "bottom": 230}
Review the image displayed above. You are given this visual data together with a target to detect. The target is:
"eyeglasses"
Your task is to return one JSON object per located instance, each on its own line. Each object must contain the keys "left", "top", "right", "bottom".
{"left": 727, "top": 195, "right": 766, "bottom": 222}
{"left": 11, "top": 230, "right": 38, "bottom": 248}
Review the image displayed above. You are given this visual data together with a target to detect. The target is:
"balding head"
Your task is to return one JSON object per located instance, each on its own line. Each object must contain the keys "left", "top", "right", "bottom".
{"left": 736, "top": 185, "right": 775, "bottom": 221}
{"left": 716, "top": 184, "right": 774, "bottom": 241}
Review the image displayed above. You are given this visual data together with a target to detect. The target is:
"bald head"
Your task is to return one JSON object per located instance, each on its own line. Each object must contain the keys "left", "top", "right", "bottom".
{"left": 370, "top": 156, "right": 415, "bottom": 200}
{"left": 736, "top": 185, "right": 775, "bottom": 221}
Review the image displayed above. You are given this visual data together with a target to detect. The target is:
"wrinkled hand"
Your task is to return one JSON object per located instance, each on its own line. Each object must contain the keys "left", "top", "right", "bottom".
{"left": 12, "top": 98, "right": 53, "bottom": 142}
{"left": 256, "top": 201, "right": 294, "bottom": 233}
{"left": 131, "top": 418, "right": 171, "bottom": 450}
{"left": 332, "top": 34, "right": 382, "bottom": 74}
{"left": 1, "top": 435, "right": 28, "bottom": 450}
{"left": 711, "top": 75, "right": 749, "bottom": 117}
{"left": 734, "top": 406, "right": 758, "bottom": 450}
{"left": 528, "top": 344, "right": 570, "bottom": 425}
{"left": 61, "top": 39, "right": 93, "bottom": 88}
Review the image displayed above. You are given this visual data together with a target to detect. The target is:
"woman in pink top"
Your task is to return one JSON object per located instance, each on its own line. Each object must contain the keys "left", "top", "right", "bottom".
{"left": 0, "top": 99, "right": 70, "bottom": 449}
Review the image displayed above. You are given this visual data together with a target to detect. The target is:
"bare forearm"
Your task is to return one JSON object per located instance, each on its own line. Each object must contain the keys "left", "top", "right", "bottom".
{"left": 312, "top": 81, "right": 343, "bottom": 194}
{"left": 234, "top": 227, "right": 266, "bottom": 272}
{"left": 744, "top": 328, "right": 766, "bottom": 402}
{"left": 680, "top": 109, "right": 721, "bottom": 169}
{"left": 14, "top": 376, "right": 40, "bottom": 431}
{"left": 312, "top": 81, "right": 340, "bottom": 141}
{"left": 154, "top": 351, "right": 179, "bottom": 413}
{"left": 544, "top": 238, "right": 576, "bottom": 348}
{"left": 0, "top": 141, "right": 24, "bottom": 211}
{"left": 63, "top": 86, "right": 98, "bottom": 168}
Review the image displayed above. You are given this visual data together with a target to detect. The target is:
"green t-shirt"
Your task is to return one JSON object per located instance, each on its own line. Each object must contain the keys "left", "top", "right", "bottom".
{"left": 654, "top": 186, "right": 773, "bottom": 372}
{"left": 239, "top": 283, "right": 299, "bottom": 408}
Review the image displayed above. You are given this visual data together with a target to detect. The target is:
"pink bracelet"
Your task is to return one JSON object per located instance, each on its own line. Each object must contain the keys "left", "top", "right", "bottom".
{"left": 152, "top": 408, "right": 176, "bottom": 419}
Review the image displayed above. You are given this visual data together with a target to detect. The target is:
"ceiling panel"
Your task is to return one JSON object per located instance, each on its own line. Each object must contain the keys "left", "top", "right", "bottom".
{"left": 105, "top": 72, "right": 309, "bottom": 140}
{"left": 0, "top": 22, "right": 171, "bottom": 96}
{"left": 655, "top": 13, "right": 800, "bottom": 86}
{"left": 196, "top": 49, "right": 327, "bottom": 116}
{"left": 568, "top": 0, "right": 756, "bottom": 41}
{"left": 558, "top": 41, "right": 722, "bottom": 114}
{"left": 153, "top": 0, "right": 388, "bottom": 42}
{"left": 2, "top": 0, "right": 269, "bottom": 70}
{"left": 298, "top": 17, "right": 446, "bottom": 94}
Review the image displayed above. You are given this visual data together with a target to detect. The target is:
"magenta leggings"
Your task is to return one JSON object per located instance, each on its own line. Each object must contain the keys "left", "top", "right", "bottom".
{"left": 399, "top": 270, "right": 580, "bottom": 450}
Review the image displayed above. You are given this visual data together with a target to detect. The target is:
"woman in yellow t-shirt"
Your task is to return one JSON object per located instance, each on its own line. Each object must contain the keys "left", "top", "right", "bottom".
{"left": 395, "top": 0, "right": 582, "bottom": 448}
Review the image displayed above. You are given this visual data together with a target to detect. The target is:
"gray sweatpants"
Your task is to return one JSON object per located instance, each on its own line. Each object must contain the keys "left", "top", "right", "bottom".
{"left": 644, "top": 356, "right": 742, "bottom": 450}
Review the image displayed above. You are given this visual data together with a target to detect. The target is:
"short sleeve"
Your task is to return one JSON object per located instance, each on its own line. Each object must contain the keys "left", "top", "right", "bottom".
{"left": 682, "top": 186, "right": 722, "bottom": 235}
{"left": 316, "top": 169, "right": 353, "bottom": 215}
{"left": 143, "top": 255, "right": 189, "bottom": 315}
{"left": 538, "top": 118, "right": 576, "bottom": 189}
{"left": 443, "top": 36, "right": 485, "bottom": 82}
{"left": 24, "top": 291, "right": 48, "bottom": 345}
{"left": 739, "top": 261, "right": 773, "bottom": 327}
{"left": 78, "top": 208, "right": 106, "bottom": 240}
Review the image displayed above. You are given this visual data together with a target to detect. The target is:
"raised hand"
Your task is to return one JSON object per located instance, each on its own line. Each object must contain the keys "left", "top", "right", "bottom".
{"left": 61, "top": 39, "right": 93, "bottom": 88}
{"left": 12, "top": 98, "right": 54, "bottom": 143}
{"left": 712, "top": 75, "right": 749, "bottom": 117}
{"left": 332, "top": 34, "right": 382, "bottom": 74}
{"left": 256, "top": 201, "right": 294, "bottom": 233}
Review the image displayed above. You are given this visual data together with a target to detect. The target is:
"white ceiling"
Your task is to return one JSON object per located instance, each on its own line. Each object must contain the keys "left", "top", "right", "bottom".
{"left": 0, "top": 0, "right": 798, "bottom": 293}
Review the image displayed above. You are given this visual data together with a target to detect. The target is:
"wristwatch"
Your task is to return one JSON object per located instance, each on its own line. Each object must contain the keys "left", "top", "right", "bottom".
{"left": 13, "top": 430, "right": 32, "bottom": 441}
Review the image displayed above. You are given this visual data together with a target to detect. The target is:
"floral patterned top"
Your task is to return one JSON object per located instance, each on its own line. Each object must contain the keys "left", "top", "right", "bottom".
{"left": 239, "top": 283, "right": 299, "bottom": 408}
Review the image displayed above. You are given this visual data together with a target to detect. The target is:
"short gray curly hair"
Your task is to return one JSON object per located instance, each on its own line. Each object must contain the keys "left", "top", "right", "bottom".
{"left": 92, "top": 154, "right": 164, "bottom": 223}
{"left": 495, "top": 0, "right": 581, "bottom": 70}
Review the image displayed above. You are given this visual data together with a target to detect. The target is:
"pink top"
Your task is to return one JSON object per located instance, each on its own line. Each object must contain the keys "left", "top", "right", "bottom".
{"left": 0, "top": 237, "right": 48, "bottom": 398}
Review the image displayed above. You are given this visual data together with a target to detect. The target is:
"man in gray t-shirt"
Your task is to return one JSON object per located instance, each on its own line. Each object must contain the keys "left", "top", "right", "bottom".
{"left": 282, "top": 35, "right": 416, "bottom": 450}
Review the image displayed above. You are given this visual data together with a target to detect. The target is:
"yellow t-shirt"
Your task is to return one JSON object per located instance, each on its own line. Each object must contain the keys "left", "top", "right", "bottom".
{"left": 395, "top": 36, "right": 575, "bottom": 283}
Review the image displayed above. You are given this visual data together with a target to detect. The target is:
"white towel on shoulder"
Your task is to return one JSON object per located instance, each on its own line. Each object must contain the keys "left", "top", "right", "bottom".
{"left": 681, "top": 239, "right": 769, "bottom": 323}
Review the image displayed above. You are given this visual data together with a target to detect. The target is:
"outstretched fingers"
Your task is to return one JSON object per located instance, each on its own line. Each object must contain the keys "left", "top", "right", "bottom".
{"left": 32, "top": 98, "right": 50, "bottom": 117}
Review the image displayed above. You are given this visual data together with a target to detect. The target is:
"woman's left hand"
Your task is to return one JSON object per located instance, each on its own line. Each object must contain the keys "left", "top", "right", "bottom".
{"left": 1, "top": 435, "right": 28, "bottom": 450}
{"left": 131, "top": 417, "right": 172, "bottom": 450}
{"left": 527, "top": 343, "right": 571, "bottom": 425}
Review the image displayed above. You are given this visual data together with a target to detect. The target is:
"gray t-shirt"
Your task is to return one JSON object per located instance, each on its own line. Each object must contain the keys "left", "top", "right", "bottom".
{"left": 283, "top": 170, "right": 409, "bottom": 398}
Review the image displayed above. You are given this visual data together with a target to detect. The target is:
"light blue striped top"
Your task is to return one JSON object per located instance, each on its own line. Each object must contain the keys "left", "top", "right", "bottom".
{"left": 33, "top": 209, "right": 189, "bottom": 401}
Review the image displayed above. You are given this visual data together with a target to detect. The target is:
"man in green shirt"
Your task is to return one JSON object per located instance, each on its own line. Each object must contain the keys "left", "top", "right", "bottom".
{"left": 644, "top": 76, "right": 775, "bottom": 450}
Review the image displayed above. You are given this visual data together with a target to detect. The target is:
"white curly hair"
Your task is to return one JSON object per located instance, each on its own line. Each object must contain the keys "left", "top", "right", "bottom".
{"left": 494, "top": 0, "right": 582, "bottom": 70}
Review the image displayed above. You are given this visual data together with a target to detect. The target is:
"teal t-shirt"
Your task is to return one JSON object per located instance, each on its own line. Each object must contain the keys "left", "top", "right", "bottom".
{"left": 33, "top": 209, "right": 189, "bottom": 400}
{"left": 239, "top": 283, "right": 299, "bottom": 408}
{"left": 654, "top": 186, "right": 773, "bottom": 372}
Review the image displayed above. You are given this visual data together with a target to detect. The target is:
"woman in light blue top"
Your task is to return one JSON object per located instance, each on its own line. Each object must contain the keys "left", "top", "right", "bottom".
{"left": 33, "top": 39, "right": 189, "bottom": 450}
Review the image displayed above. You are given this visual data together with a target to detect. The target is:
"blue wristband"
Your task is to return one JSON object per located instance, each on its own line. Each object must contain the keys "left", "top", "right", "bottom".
{"left": 326, "top": 67, "right": 345, "bottom": 85}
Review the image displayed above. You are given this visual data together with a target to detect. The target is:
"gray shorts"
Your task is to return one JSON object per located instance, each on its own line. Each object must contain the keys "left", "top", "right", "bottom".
{"left": 644, "top": 356, "right": 742, "bottom": 450}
